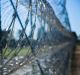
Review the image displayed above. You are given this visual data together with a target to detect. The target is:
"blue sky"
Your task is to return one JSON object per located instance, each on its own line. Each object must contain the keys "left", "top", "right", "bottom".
{"left": 1, "top": 0, "right": 80, "bottom": 38}
{"left": 66, "top": 0, "right": 80, "bottom": 36}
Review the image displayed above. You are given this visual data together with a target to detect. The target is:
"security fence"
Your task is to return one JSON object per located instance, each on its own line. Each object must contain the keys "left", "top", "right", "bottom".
{"left": 0, "top": 0, "right": 76, "bottom": 75}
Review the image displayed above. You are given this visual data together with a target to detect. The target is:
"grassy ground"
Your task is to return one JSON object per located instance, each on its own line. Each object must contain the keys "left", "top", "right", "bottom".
{"left": 3, "top": 47, "right": 31, "bottom": 59}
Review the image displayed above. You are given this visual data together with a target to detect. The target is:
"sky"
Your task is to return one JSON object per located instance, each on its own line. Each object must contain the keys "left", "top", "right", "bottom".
{"left": 1, "top": 0, "right": 80, "bottom": 38}
{"left": 47, "top": 0, "right": 80, "bottom": 36}
{"left": 66, "top": 0, "right": 80, "bottom": 36}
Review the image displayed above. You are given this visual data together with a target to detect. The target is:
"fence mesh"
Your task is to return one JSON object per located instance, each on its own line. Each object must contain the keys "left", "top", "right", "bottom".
{"left": 0, "top": 0, "right": 76, "bottom": 75}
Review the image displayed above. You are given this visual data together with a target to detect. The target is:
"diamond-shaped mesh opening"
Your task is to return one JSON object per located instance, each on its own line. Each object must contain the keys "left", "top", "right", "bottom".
{"left": 0, "top": 0, "right": 76, "bottom": 75}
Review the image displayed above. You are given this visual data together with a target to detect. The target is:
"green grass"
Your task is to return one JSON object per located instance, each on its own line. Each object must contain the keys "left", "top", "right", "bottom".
{"left": 3, "top": 47, "right": 31, "bottom": 59}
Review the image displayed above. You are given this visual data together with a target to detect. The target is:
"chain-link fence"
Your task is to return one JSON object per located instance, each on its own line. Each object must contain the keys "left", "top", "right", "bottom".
{"left": 0, "top": 0, "right": 77, "bottom": 75}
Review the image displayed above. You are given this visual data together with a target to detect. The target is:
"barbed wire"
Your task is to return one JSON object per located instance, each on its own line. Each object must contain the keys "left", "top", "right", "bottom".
{"left": 0, "top": 0, "right": 77, "bottom": 75}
